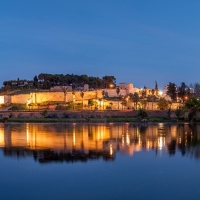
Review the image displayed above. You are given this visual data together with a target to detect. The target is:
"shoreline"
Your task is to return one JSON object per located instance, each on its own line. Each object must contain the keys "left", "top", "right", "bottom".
{"left": 0, "top": 110, "right": 193, "bottom": 124}
{"left": 3, "top": 117, "right": 191, "bottom": 124}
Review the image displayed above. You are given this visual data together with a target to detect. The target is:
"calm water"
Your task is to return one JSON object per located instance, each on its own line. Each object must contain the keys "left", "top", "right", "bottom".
{"left": 0, "top": 123, "right": 200, "bottom": 200}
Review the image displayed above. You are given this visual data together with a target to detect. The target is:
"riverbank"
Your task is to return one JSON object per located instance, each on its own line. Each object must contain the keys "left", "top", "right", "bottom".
{"left": 6, "top": 117, "right": 186, "bottom": 123}
{"left": 0, "top": 110, "right": 190, "bottom": 123}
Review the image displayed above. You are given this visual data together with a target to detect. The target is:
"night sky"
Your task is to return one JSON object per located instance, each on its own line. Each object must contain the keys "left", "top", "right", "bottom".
{"left": 1, "top": 0, "right": 200, "bottom": 89}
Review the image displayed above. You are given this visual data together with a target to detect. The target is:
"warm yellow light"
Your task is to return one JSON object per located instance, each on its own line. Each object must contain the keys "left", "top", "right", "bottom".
{"left": 158, "top": 137, "right": 165, "bottom": 150}
{"left": 26, "top": 124, "right": 29, "bottom": 146}
{"left": 122, "top": 134, "right": 124, "bottom": 146}
{"left": 98, "top": 100, "right": 103, "bottom": 106}
{"left": 110, "top": 144, "right": 113, "bottom": 156}
{"left": 0, "top": 96, "right": 4, "bottom": 104}
{"left": 126, "top": 133, "right": 130, "bottom": 145}
{"left": 0, "top": 129, "right": 4, "bottom": 146}
{"left": 159, "top": 91, "right": 163, "bottom": 95}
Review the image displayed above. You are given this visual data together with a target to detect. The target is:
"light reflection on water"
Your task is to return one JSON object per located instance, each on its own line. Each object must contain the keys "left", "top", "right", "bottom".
{"left": 1, "top": 123, "right": 200, "bottom": 200}
{"left": 0, "top": 123, "right": 200, "bottom": 163}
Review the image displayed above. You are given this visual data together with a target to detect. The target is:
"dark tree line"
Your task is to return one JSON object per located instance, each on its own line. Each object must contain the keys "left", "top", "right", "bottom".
{"left": 1, "top": 73, "right": 116, "bottom": 91}
{"left": 166, "top": 82, "right": 197, "bottom": 102}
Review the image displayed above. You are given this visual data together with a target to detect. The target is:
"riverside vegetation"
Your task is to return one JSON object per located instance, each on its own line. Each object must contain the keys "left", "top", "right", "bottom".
{"left": 0, "top": 97, "right": 199, "bottom": 123}
{"left": 0, "top": 97, "right": 200, "bottom": 123}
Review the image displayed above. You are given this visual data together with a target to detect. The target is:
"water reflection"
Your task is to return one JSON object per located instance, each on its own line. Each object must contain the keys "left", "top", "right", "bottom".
{"left": 0, "top": 123, "right": 200, "bottom": 163}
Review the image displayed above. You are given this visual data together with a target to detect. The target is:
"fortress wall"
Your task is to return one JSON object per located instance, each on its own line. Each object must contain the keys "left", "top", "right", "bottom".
{"left": 30, "top": 90, "right": 103, "bottom": 104}
{"left": 126, "top": 83, "right": 134, "bottom": 94}
{"left": 76, "top": 90, "right": 102, "bottom": 100}
{"left": 33, "top": 92, "right": 64, "bottom": 103}
{"left": 103, "top": 89, "right": 126, "bottom": 97}
{"left": 103, "top": 88, "right": 141, "bottom": 97}
{"left": 10, "top": 91, "right": 103, "bottom": 104}
{"left": 4, "top": 95, "right": 11, "bottom": 104}
{"left": 128, "top": 88, "right": 140, "bottom": 94}
{"left": 11, "top": 94, "right": 30, "bottom": 104}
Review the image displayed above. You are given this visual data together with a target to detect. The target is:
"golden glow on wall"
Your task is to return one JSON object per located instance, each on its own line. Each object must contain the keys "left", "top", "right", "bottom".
{"left": 0, "top": 96, "right": 4, "bottom": 104}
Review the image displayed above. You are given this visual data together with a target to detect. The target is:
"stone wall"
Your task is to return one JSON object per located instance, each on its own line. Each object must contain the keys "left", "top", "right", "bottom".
{"left": 103, "top": 86, "right": 140, "bottom": 97}
{"left": 5, "top": 89, "right": 182, "bottom": 112}
{"left": 11, "top": 94, "right": 30, "bottom": 104}
{"left": 0, "top": 95, "right": 12, "bottom": 104}
{"left": 4, "top": 95, "right": 11, "bottom": 104}
{"left": 103, "top": 89, "right": 126, "bottom": 97}
{"left": 32, "top": 92, "right": 64, "bottom": 103}
{"left": 10, "top": 90, "right": 103, "bottom": 104}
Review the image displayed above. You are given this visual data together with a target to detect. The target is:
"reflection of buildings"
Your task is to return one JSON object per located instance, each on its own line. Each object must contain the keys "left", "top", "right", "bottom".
{"left": 0, "top": 123, "right": 200, "bottom": 163}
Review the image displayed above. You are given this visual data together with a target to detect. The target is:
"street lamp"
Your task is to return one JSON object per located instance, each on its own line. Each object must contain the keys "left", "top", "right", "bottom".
{"left": 184, "top": 96, "right": 188, "bottom": 102}
{"left": 109, "top": 84, "right": 114, "bottom": 88}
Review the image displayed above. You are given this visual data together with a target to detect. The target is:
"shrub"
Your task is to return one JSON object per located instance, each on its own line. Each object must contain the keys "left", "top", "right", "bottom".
{"left": 63, "top": 113, "right": 69, "bottom": 118}
{"left": 10, "top": 104, "right": 27, "bottom": 111}
{"left": 106, "top": 106, "right": 112, "bottom": 110}
{"left": 41, "top": 109, "right": 48, "bottom": 117}
{"left": 175, "top": 107, "right": 185, "bottom": 120}
{"left": 138, "top": 109, "right": 148, "bottom": 118}
{"left": 46, "top": 113, "right": 58, "bottom": 118}
{"left": 157, "top": 98, "right": 169, "bottom": 110}
{"left": 55, "top": 105, "right": 66, "bottom": 110}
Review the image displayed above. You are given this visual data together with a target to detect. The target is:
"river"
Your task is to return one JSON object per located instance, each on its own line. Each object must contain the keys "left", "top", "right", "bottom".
{"left": 0, "top": 123, "right": 200, "bottom": 200}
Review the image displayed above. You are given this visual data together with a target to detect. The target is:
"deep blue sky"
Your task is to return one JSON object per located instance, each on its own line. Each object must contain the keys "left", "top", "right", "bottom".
{"left": 1, "top": 0, "right": 200, "bottom": 89}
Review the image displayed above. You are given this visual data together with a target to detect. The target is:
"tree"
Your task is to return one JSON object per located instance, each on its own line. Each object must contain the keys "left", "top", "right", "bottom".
{"left": 140, "top": 99, "right": 147, "bottom": 109}
{"left": 166, "top": 82, "right": 177, "bottom": 101}
{"left": 131, "top": 92, "right": 140, "bottom": 109}
{"left": 116, "top": 87, "right": 120, "bottom": 110}
{"left": 88, "top": 99, "right": 97, "bottom": 110}
{"left": 138, "top": 109, "right": 148, "bottom": 119}
{"left": 190, "top": 83, "right": 200, "bottom": 98}
{"left": 178, "top": 82, "right": 189, "bottom": 101}
{"left": 157, "top": 98, "right": 169, "bottom": 110}
{"left": 155, "top": 81, "right": 159, "bottom": 96}
{"left": 143, "top": 86, "right": 147, "bottom": 97}
{"left": 147, "top": 95, "right": 156, "bottom": 110}
{"left": 80, "top": 91, "right": 84, "bottom": 109}
{"left": 185, "top": 98, "right": 200, "bottom": 123}
{"left": 62, "top": 86, "right": 67, "bottom": 106}
{"left": 109, "top": 102, "right": 113, "bottom": 110}
{"left": 175, "top": 107, "right": 185, "bottom": 120}
{"left": 102, "top": 76, "right": 116, "bottom": 88}
{"left": 72, "top": 91, "right": 76, "bottom": 110}
{"left": 33, "top": 75, "right": 38, "bottom": 88}
{"left": 101, "top": 91, "right": 105, "bottom": 109}
{"left": 121, "top": 98, "right": 127, "bottom": 110}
